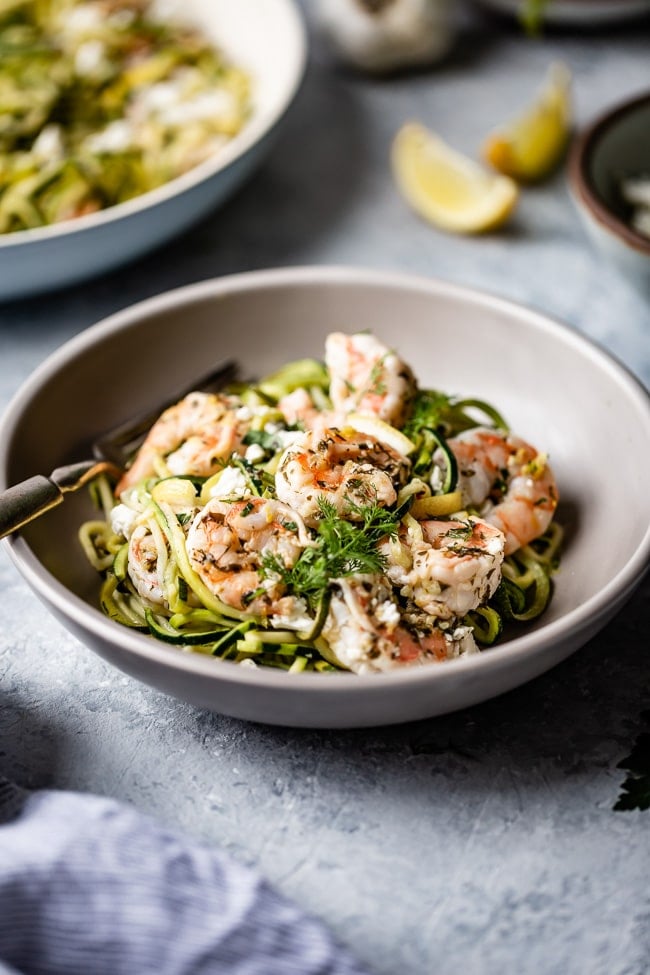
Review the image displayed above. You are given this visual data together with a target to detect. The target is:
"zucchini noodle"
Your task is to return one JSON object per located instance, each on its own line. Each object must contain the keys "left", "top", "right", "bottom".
{"left": 80, "top": 333, "right": 562, "bottom": 674}
{"left": 0, "top": 0, "right": 251, "bottom": 233}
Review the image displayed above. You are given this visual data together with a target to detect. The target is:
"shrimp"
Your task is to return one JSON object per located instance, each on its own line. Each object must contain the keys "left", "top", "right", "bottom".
{"left": 277, "top": 387, "right": 346, "bottom": 436}
{"left": 186, "top": 497, "right": 312, "bottom": 619}
{"left": 382, "top": 516, "right": 504, "bottom": 619}
{"left": 116, "top": 392, "right": 249, "bottom": 495}
{"left": 444, "top": 428, "right": 559, "bottom": 554}
{"left": 274, "top": 427, "right": 410, "bottom": 528}
{"left": 125, "top": 481, "right": 201, "bottom": 608}
{"left": 127, "top": 522, "right": 167, "bottom": 607}
{"left": 321, "top": 576, "right": 478, "bottom": 674}
{"left": 325, "top": 332, "right": 417, "bottom": 428}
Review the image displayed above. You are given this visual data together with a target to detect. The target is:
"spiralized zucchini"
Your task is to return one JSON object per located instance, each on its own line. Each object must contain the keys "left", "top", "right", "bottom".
{"left": 0, "top": 0, "right": 251, "bottom": 233}
{"left": 80, "top": 340, "right": 562, "bottom": 673}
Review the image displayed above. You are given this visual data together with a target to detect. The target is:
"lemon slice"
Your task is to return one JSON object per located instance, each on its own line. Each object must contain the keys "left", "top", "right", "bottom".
{"left": 410, "top": 492, "right": 463, "bottom": 519}
{"left": 345, "top": 412, "right": 415, "bottom": 457}
{"left": 482, "top": 62, "right": 572, "bottom": 183}
{"left": 391, "top": 123, "right": 519, "bottom": 234}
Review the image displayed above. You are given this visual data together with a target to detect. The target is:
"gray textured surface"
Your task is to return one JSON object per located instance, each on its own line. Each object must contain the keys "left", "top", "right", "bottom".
{"left": 1, "top": 4, "right": 650, "bottom": 974}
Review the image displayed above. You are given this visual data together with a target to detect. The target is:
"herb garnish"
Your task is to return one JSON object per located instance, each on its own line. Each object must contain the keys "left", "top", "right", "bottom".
{"left": 365, "top": 354, "right": 388, "bottom": 397}
{"left": 243, "top": 429, "right": 277, "bottom": 453}
{"left": 403, "top": 389, "right": 456, "bottom": 439}
{"left": 263, "top": 496, "right": 399, "bottom": 608}
{"left": 403, "top": 389, "right": 509, "bottom": 440}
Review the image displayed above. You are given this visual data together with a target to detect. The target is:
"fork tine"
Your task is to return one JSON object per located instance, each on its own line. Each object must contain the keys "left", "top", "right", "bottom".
{"left": 92, "top": 359, "right": 239, "bottom": 468}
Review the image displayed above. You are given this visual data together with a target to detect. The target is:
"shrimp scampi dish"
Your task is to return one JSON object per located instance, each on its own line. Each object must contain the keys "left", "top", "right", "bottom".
{"left": 81, "top": 331, "right": 562, "bottom": 674}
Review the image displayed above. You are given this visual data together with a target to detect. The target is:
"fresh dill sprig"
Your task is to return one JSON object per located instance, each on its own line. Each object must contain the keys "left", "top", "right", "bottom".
{"left": 403, "top": 389, "right": 456, "bottom": 439}
{"left": 403, "top": 389, "right": 509, "bottom": 440}
{"left": 263, "top": 496, "right": 399, "bottom": 606}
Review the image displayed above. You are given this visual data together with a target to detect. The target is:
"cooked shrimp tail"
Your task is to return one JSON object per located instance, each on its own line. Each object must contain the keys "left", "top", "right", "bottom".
{"left": 444, "top": 427, "right": 559, "bottom": 554}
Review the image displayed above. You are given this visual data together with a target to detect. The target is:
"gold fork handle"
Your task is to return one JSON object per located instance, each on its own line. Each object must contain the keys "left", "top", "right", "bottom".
{"left": 0, "top": 460, "right": 121, "bottom": 539}
{"left": 0, "top": 476, "right": 63, "bottom": 540}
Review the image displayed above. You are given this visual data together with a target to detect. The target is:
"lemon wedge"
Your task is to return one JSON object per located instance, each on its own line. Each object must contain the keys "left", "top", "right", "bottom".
{"left": 345, "top": 412, "right": 415, "bottom": 457}
{"left": 482, "top": 62, "right": 572, "bottom": 183}
{"left": 391, "top": 123, "right": 519, "bottom": 234}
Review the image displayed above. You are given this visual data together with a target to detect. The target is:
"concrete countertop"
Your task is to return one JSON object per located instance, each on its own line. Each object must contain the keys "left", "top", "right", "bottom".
{"left": 1, "top": 4, "right": 649, "bottom": 974}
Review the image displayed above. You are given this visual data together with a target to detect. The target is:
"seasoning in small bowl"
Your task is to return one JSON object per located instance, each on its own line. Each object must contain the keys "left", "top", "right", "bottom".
{"left": 619, "top": 174, "right": 650, "bottom": 238}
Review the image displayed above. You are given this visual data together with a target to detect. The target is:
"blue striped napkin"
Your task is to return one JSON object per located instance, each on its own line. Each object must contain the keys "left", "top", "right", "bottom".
{"left": 0, "top": 777, "right": 370, "bottom": 975}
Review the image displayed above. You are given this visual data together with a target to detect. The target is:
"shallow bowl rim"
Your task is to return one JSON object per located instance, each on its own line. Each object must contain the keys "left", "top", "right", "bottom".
{"left": 1, "top": 265, "right": 649, "bottom": 697}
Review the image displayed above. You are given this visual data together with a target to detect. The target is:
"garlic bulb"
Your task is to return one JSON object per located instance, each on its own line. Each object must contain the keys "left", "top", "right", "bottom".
{"left": 318, "top": 0, "right": 455, "bottom": 74}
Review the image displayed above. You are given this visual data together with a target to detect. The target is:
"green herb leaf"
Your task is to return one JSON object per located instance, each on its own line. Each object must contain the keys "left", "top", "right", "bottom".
{"left": 403, "top": 389, "right": 509, "bottom": 440}
{"left": 263, "top": 495, "right": 399, "bottom": 606}
{"left": 242, "top": 429, "right": 277, "bottom": 452}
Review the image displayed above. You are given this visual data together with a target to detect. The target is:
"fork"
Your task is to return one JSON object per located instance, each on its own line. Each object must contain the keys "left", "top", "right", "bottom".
{"left": 0, "top": 359, "right": 238, "bottom": 540}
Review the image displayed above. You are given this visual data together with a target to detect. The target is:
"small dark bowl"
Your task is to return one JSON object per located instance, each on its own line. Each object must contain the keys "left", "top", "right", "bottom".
{"left": 569, "top": 91, "right": 650, "bottom": 287}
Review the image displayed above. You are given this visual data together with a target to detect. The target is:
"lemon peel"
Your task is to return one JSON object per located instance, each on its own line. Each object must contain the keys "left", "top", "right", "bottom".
{"left": 391, "top": 123, "right": 519, "bottom": 234}
{"left": 345, "top": 412, "right": 416, "bottom": 457}
{"left": 482, "top": 62, "right": 572, "bottom": 183}
{"left": 409, "top": 492, "right": 463, "bottom": 519}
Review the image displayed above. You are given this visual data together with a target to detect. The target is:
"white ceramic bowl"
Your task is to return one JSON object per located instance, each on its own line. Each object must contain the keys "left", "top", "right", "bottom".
{"left": 0, "top": 0, "right": 306, "bottom": 302}
{"left": 1, "top": 267, "right": 649, "bottom": 728}
{"left": 569, "top": 91, "right": 650, "bottom": 290}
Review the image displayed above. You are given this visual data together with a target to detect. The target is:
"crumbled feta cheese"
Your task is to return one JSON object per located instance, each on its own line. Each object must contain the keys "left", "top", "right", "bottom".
{"left": 74, "top": 40, "right": 106, "bottom": 77}
{"left": 374, "top": 599, "right": 400, "bottom": 628}
{"left": 273, "top": 429, "right": 305, "bottom": 450}
{"left": 208, "top": 467, "right": 250, "bottom": 500}
{"left": 84, "top": 120, "right": 133, "bottom": 154}
{"left": 135, "top": 79, "right": 186, "bottom": 116}
{"left": 244, "top": 443, "right": 266, "bottom": 464}
{"left": 31, "top": 124, "right": 64, "bottom": 162}
{"left": 486, "top": 534, "right": 505, "bottom": 555}
{"left": 160, "top": 90, "right": 238, "bottom": 127}
{"left": 239, "top": 658, "right": 258, "bottom": 669}
{"left": 451, "top": 625, "right": 474, "bottom": 641}
{"left": 110, "top": 503, "right": 138, "bottom": 540}
{"left": 270, "top": 598, "right": 314, "bottom": 632}
{"left": 61, "top": 4, "right": 104, "bottom": 37}
{"left": 235, "top": 405, "right": 253, "bottom": 421}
